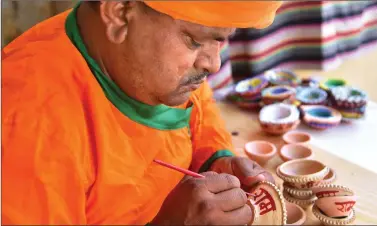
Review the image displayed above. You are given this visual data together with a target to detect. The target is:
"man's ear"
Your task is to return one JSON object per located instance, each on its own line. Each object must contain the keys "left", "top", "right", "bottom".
{"left": 99, "top": 1, "right": 136, "bottom": 44}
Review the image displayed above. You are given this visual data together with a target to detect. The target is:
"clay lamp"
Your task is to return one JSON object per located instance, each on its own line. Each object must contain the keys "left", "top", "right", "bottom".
{"left": 264, "top": 69, "right": 301, "bottom": 87}
{"left": 279, "top": 144, "right": 314, "bottom": 162}
{"left": 311, "top": 184, "right": 354, "bottom": 199}
{"left": 283, "top": 131, "right": 311, "bottom": 145}
{"left": 300, "top": 105, "right": 342, "bottom": 130}
{"left": 283, "top": 182, "right": 314, "bottom": 200}
{"left": 244, "top": 141, "right": 277, "bottom": 166}
{"left": 312, "top": 204, "right": 356, "bottom": 225}
{"left": 296, "top": 87, "right": 328, "bottom": 105}
{"left": 276, "top": 159, "right": 329, "bottom": 189}
{"left": 285, "top": 202, "right": 306, "bottom": 225}
{"left": 234, "top": 75, "right": 269, "bottom": 99}
{"left": 262, "top": 85, "right": 296, "bottom": 105}
{"left": 315, "top": 195, "right": 357, "bottom": 218}
{"left": 258, "top": 103, "right": 300, "bottom": 135}
{"left": 320, "top": 78, "right": 347, "bottom": 91}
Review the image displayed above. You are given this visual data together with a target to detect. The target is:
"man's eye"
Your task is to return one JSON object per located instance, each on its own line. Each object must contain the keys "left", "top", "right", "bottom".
{"left": 190, "top": 38, "right": 202, "bottom": 48}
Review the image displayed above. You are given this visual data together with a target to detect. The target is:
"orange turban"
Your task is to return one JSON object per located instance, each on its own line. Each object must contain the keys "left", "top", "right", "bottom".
{"left": 144, "top": 1, "right": 283, "bottom": 29}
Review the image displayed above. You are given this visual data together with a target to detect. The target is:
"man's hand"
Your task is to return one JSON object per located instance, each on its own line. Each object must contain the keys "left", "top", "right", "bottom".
{"left": 151, "top": 172, "right": 253, "bottom": 225}
{"left": 210, "top": 156, "right": 275, "bottom": 192}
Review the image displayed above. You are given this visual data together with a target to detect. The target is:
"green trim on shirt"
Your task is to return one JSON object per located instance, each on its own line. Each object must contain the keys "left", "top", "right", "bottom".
{"left": 64, "top": 2, "right": 193, "bottom": 130}
{"left": 199, "top": 150, "right": 235, "bottom": 173}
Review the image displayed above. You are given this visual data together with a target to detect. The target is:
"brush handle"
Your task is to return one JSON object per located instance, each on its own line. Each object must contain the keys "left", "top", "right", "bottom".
{"left": 153, "top": 159, "right": 205, "bottom": 178}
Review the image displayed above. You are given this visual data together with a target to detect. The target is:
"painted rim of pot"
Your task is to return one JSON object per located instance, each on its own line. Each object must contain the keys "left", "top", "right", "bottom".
{"left": 320, "top": 78, "right": 347, "bottom": 90}
{"left": 296, "top": 87, "right": 328, "bottom": 104}
{"left": 276, "top": 159, "right": 329, "bottom": 182}
{"left": 235, "top": 76, "right": 269, "bottom": 94}
{"left": 262, "top": 85, "right": 296, "bottom": 98}
{"left": 330, "top": 86, "right": 367, "bottom": 103}
{"left": 259, "top": 103, "right": 300, "bottom": 124}
{"left": 301, "top": 105, "right": 342, "bottom": 124}
{"left": 264, "top": 69, "right": 301, "bottom": 86}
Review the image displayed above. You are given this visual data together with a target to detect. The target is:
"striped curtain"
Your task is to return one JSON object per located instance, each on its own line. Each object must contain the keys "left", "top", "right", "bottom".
{"left": 208, "top": 1, "right": 377, "bottom": 91}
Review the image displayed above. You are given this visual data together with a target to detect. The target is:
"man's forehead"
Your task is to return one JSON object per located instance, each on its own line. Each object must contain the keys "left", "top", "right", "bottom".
{"left": 178, "top": 19, "right": 236, "bottom": 41}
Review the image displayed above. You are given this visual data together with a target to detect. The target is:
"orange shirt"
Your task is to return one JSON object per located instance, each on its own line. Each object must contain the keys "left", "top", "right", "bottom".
{"left": 2, "top": 4, "right": 234, "bottom": 225}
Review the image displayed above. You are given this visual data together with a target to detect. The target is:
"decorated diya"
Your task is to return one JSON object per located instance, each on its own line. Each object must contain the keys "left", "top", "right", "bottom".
{"left": 279, "top": 144, "right": 314, "bottom": 162}
{"left": 276, "top": 159, "right": 329, "bottom": 189}
{"left": 283, "top": 182, "right": 314, "bottom": 200}
{"left": 312, "top": 204, "right": 356, "bottom": 225}
{"left": 285, "top": 201, "right": 306, "bottom": 225}
{"left": 245, "top": 141, "right": 277, "bottom": 165}
{"left": 315, "top": 195, "right": 357, "bottom": 218}
{"left": 296, "top": 87, "right": 328, "bottom": 105}
{"left": 300, "top": 105, "right": 342, "bottom": 130}
{"left": 330, "top": 86, "right": 367, "bottom": 108}
{"left": 311, "top": 184, "right": 354, "bottom": 199}
{"left": 282, "top": 131, "right": 311, "bottom": 145}
{"left": 264, "top": 69, "right": 301, "bottom": 87}
{"left": 320, "top": 78, "right": 347, "bottom": 91}
{"left": 262, "top": 85, "right": 296, "bottom": 105}
{"left": 235, "top": 75, "right": 269, "bottom": 97}
{"left": 259, "top": 103, "right": 300, "bottom": 135}
{"left": 247, "top": 181, "right": 287, "bottom": 225}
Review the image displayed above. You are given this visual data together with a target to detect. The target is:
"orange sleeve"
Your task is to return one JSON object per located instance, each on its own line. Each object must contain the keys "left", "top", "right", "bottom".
{"left": 189, "top": 81, "right": 235, "bottom": 173}
{"left": 1, "top": 57, "right": 89, "bottom": 224}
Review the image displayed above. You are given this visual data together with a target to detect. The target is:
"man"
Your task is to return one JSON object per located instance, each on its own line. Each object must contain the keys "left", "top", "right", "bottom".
{"left": 2, "top": 1, "right": 282, "bottom": 225}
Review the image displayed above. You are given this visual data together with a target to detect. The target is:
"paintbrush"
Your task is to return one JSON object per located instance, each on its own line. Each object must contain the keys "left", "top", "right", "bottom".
{"left": 153, "top": 159, "right": 255, "bottom": 197}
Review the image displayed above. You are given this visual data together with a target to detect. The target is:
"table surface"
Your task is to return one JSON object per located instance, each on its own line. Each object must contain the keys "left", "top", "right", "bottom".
{"left": 217, "top": 101, "right": 377, "bottom": 225}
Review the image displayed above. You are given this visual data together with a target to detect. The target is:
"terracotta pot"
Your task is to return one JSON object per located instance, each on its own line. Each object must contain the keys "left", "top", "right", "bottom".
{"left": 264, "top": 69, "right": 301, "bottom": 87}
{"left": 300, "top": 105, "right": 342, "bottom": 130}
{"left": 276, "top": 159, "right": 329, "bottom": 189}
{"left": 311, "top": 184, "right": 354, "bottom": 199}
{"left": 285, "top": 202, "right": 306, "bottom": 225}
{"left": 312, "top": 204, "right": 356, "bottom": 225}
{"left": 283, "top": 182, "right": 313, "bottom": 200}
{"left": 283, "top": 131, "right": 311, "bottom": 145}
{"left": 279, "top": 144, "right": 314, "bottom": 162}
{"left": 259, "top": 103, "right": 300, "bottom": 135}
{"left": 245, "top": 141, "right": 277, "bottom": 165}
{"left": 315, "top": 195, "right": 357, "bottom": 218}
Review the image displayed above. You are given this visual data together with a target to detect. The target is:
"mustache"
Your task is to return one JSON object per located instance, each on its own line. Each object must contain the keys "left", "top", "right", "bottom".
{"left": 181, "top": 72, "right": 209, "bottom": 86}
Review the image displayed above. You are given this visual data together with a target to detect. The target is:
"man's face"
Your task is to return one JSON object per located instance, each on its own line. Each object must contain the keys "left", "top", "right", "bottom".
{"left": 100, "top": 2, "right": 235, "bottom": 106}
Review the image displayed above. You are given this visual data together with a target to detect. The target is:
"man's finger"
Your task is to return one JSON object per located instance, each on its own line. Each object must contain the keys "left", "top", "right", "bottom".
{"left": 213, "top": 188, "right": 247, "bottom": 212}
{"left": 204, "top": 173, "right": 241, "bottom": 193}
{"left": 231, "top": 157, "right": 266, "bottom": 184}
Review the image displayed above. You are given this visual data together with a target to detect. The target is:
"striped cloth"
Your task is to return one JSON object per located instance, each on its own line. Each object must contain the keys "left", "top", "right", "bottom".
{"left": 208, "top": 1, "right": 377, "bottom": 91}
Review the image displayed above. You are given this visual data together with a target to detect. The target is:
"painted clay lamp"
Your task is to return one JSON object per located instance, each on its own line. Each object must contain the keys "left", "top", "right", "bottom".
{"left": 264, "top": 69, "right": 301, "bottom": 87}
{"left": 259, "top": 103, "right": 300, "bottom": 135}
{"left": 296, "top": 87, "right": 328, "bottom": 105}
{"left": 282, "top": 131, "right": 311, "bottom": 145}
{"left": 235, "top": 75, "right": 269, "bottom": 98}
{"left": 300, "top": 105, "right": 342, "bottom": 130}
{"left": 279, "top": 144, "right": 314, "bottom": 162}
{"left": 244, "top": 141, "right": 277, "bottom": 166}
{"left": 320, "top": 78, "right": 347, "bottom": 91}
{"left": 262, "top": 85, "right": 296, "bottom": 105}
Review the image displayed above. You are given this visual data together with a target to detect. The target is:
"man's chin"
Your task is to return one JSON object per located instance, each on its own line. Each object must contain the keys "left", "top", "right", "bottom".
{"left": 160, "top": 92, "right": 192, "bottom": 107}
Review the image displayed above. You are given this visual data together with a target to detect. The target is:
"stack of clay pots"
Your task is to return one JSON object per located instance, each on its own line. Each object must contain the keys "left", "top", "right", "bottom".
{"left": 276, "top": 159, "right": 336, "bottom": 210}
{"left": 329, "top": 86, "right": 368, "bottom": 123}
{"left": 311, "top": 184, "right": 357, "bottom": 225}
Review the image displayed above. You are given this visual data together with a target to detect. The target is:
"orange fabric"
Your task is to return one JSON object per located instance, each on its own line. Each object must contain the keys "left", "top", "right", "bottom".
{"left": 145, "top": 1, "right": 283, "bottom": 29}
{"left": 1, "top": 9, "right": 233, "bottom": 225}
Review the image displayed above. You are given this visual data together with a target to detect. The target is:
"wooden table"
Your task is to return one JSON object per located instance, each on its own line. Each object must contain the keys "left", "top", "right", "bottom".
{"left": 217, "top": 102, "right": 377, "bottom": 225}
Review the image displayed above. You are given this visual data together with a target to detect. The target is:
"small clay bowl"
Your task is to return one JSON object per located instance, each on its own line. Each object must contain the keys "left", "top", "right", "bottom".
{"left": 312, "top": 204, "right": 356, "bottom": 225}
{"left": 283, "top": 182, "right": 313, "bottom": 200}
{"left": 259, "top": 103, "right": 300, "bottom": 135}
{"left": 300, "top": 105, "right": 342, "bottom": 130}
{"left": 283, "top": 131, "right": 311, "bottom": 145}
{"left": 245, "top": 141, "right": 277, "bottom": 165}
{"left": 315, "top": 195, "right": 357, "bottom": 218}
{"left": 283, "top": 190, "right": 317, "bottom": 210}
{"left": 276, "top": 159, "right": 329, "bottom": 189}
{"left": 279, "top": 144, "right": 314, "bottom": 162}
{"left": 330, "top": 86, "right": 368, "bottom": 109}
{"left": 265, "top": 69, "right": 301, "bottom": 87}
{"left": 296, "top": 87, "right": 328, "bottom": 105}
{"left": 311, "top": 184, "right": 354, "bottom": 199}
{"left": 235, "top": 76, "right": 269, "bottom": 98}
{"left": 320, "top": 78, "right": 347, "bottom": 91}
{"left": 285, "top": 201, "right": 307, "bottom": 225}
{"left": 319, "top": 168, "right": 336, "bottom": 185}
{"left": 262, "top": 85, "right": 296, "bottom": 105}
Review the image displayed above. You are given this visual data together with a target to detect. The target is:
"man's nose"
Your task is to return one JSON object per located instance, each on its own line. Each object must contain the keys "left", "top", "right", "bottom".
{"left": 194, "top": 43, "right": 222, "bottom": 74}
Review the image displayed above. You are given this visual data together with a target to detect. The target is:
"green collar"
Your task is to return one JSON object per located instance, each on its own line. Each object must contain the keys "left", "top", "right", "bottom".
{"left": 65, "top": 2, "right": 193, "bottom": 130}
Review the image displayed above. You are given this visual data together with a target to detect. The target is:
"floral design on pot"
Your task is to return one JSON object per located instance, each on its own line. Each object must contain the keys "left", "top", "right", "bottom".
{"left": 279, "top": 144, "right": 314, "bottom": 162}
{"left": 300, "top": 105, "right": 342, "bottom": 130}
{"left": 264, "top": 69, "right": 301, "bottom": 87}
{"left": 296, "top": 87, "right": 328, "bottom": 105}
{"left": 247, "top": 181, "right": 287, "bottom": 225}
{"left": 259, "top": 103, "right": 300, "bottom": 135}
{"left": 244, "top": 140, "right": 277, "bottom": 166}
{"left": 282, "top": 131, "right": 311, "bottom": 145}
{"left": 276, "top": 159, "right": 329, "bottom": 189}
{"left": 285, "top": 202, "right": 306, "bottom": 225}
{"left": 262, "top": 85, "right": 296, "bottom": 105}
{"left": 319, "top": 78, "right": 347, "bottom": 91}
